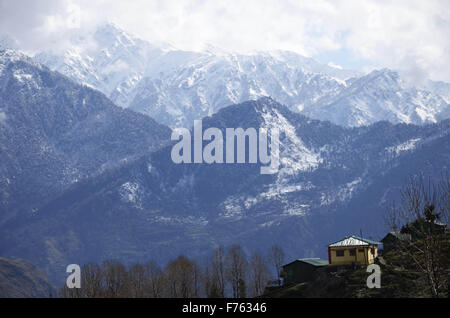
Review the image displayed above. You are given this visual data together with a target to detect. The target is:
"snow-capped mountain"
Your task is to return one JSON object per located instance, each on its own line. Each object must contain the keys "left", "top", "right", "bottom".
{"left": 2, "top": 94, "right": 449, "bottom": 283}
{"left": 303, "top": 69, "right": 450, "bottom": 127}
{"left": 31, "top": 24, "right": 358, "bottom": 127}
{"left": 34, "top": 24, "right": 171, "bottom": 108}
{"left": 128, "top": 50, "right": 355, "bottom": 127}
{"left": 0, "top": 48, "right": 171, "bottom": 223}
{"left": 1, "top": 22, "right": 449, "bottom": 288}
{"left": 31, "top": 23, "right": 450, "bottom": 128}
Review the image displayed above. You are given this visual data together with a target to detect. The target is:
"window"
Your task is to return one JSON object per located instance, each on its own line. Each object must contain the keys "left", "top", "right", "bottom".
{"left": 358, "top": 249, "right": 364, "bottom": 253}
{"left": 349, "top": 249, "right": 356, "bottom": 256}
{"left": 336, "top": 250, "right": 344, "bottom": 257}
{"left": 371, "top": 248, "right": 375, "bottom": 255}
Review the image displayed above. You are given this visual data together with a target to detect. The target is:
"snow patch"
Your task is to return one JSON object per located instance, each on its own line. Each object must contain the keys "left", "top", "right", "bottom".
{"left": 220, "top": 197, "right": 244, "bottom": 219}
{"left": 259, "top": 106, "right": 322, "bottom": 181}
{"left": 13, "top": 70, "right": 33, "bottom": 82}
{"left": 119, "top": 181, "right": 143, "bottom": 209}
{"left": 283, "top": 204, "right": 309, "bottom": 216}
{"left": 387, "top": 138, "right": 421, "bottom": 156}
{"left": 319, "top": 177, "right": 364, "bottom": 206}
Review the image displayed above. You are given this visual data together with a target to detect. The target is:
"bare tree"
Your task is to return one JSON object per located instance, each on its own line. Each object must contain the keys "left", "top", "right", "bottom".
{"left": 192, "top": 260, "right": 202, "bottom": 298}
{"left": 81, "top": 263, "right": 103, "bottom": 297}
{"left": 204, "top": 265, "right": 219, "bottom": 298}
{"left": 249, "top": 251, "right": 272, "bottom": 297}
{"left": 164, "top": 255, "right": 199, "bottom": 298}
{"left": 225, "top": 244, "right": 248, "bottom": 298}
{"left": 128, "top": 263, "right": 148, "bottom": 298}
{"left": 386, "top": 174, "right": 449, "bottom": 297}
{"left": 204, "top": 246, "right": 228, "bottom": 297}
{"left": 145, "top": 260, "right": 164, "bottom": 298}
{"left": 101, "top": 260, "right": 129, "bottom": 297}
{"left": 267, "top": 245, "right": 285, "bottom": 286}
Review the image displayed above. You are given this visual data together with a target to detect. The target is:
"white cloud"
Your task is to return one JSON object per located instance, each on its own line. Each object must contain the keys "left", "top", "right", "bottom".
{"left": 327, "top": 62, "right": 343, "bottom": 70}
{"left": 0, "top": 0, "right": 449, "bottom": 82}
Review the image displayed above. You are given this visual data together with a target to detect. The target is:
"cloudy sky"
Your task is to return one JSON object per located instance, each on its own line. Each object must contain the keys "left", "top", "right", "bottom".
{"left": 1, "top": 0, "right": 449, "bottom": 82}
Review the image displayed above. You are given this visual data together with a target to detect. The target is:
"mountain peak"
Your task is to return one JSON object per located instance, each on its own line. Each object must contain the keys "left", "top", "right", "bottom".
{"left": 255, "top": 95, "right": 277, "bottom": 105}
{"left": 0, "top": 48, "right": 41, "bottom": 76}
{"left": 361, "top": 68, "right": 400, "bottom": 85}
{"left": 93, "top": 22, "right": 139, "bottom": 48}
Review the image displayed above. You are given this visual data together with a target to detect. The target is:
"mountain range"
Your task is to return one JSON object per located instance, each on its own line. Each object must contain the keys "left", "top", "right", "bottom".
{"left": 0, "top": 26, "right": 449, "bottom": 285}
{"left": 26, "top": 23, "right": 450, "bottom": 128}
{"left": 0, "top": 49, "right": 171, "bottom": 227}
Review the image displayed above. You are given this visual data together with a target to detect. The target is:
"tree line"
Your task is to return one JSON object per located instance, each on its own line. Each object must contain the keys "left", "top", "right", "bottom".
{"left": 59, "top": 245, "right": 285, "bottom": 298}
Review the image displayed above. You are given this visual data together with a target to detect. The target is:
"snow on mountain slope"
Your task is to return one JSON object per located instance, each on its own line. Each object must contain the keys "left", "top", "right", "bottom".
{"left": 129, "top": 50, "right": 351, "bottom": 127}
{"left": 303, "top": 69, "right": 450, "bottom": 127}
{"left": 0, "top": 48, "right": 171, "bottom": 222}
{"left": 34, "top": 23, "right": 169, "bottom": 108}
{"left": 257, "top": 101, "right": 322, "bottom": 178}
{"left": 30, "top": 24, "right": 450, "bottom": 128}
{"left": 31, "top": 24, "right": 357, "bottom": 127}
{"left": 4, "top": 97, "right": 449, "bottom": 284}
{"left": 425, "top": 80, "right": 450, "bottom": 104}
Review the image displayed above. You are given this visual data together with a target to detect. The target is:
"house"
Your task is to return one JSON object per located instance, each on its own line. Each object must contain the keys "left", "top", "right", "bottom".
{"left": 328, "top": 236, "right": 380, "bottom": 265}
{"left": 381, "top": 232, "right": 412, "bottom": 253}
{"left": 281, "top": 258, "right": 329, "bottom": 285}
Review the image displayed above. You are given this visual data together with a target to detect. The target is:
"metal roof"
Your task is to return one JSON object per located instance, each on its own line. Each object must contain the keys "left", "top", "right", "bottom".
{"left": 382, "top": 232, "right": 412, "bottom": 241}
{"left": 329, "top": 235, "right": 381, "bottom": 247}
{"left": 299, "top": 258, "right": 329, "bottom": 266}
{"left": 283, "top": 258, "right": 329, "bottom": 267}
